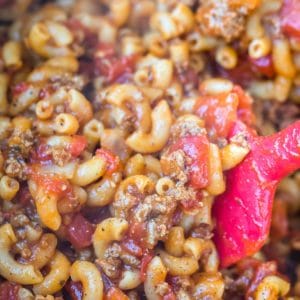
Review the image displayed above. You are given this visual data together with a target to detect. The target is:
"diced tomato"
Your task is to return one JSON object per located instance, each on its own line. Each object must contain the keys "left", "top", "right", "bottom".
{"left": 169, "top": 135, "right": 210, "bottom": 189}
{"left": 96, "top": 148, "right": 121, "bottom": 175}
{"left": 11, "top": 82, "right": 29, "bottom": 97}
{"left": 69, "top": 135, "right": 87, "bottom": 157}
{"left": 64, "top": 280, "right": 83, "bottom": 300}
{"left": 121, "top": 238, "right": 143, "bottom": 257}
{"left": 66, "top": 213, "right": 95, "bottom": 249}
{"left": 140, "top": 251, "right": 154, "bottom": 282}
{"left": 29, "top": 170, "right": 74, "bottom": 199}
{"left": 271, "top": 199, "right": 288, "bottom": 241}
{"left": 195, "top": 92, "right": 239, "bottom": 139}
{"left": 246, "top": 261, "right": 277, "bottom": 299}
{"left": 105, "top": 287, "right": 129, "bottom": 300}
{"left": 0, "top": 282, "right": 20, "bottom": 300}
{"left": 280, "top": 0, "right": 300, "bottom": 39}
{"left": 249, "top": 55, "right": 275, "bottom": 78}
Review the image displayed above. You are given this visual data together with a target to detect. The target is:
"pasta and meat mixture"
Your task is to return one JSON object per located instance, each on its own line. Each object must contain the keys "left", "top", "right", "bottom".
{"left": 0, "top": 0, "right": 299, "bottom": 299}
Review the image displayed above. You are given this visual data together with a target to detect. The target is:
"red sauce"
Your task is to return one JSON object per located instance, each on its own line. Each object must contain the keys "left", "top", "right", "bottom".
{"left": 0, "top": 282, "right": 20, "bottom": 300}
{"left": 64, "top": 280, "right": 83, "bottom": 300}
{"left": 96, "top": 148, "right": 121, "bottom": 175}
{"left": 65, "top": 213, "right": 95, "bottom": 249}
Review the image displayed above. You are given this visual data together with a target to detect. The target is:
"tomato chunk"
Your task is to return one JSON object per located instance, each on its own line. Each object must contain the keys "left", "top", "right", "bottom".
{"left": 195, "top": 92, "right": 238, "bottom": 139}
{"left": 169, "top": 135, "right": 210, "bottom": 189}
{"left": 66, "top": 213, "right": 95, "bottom": 249}
{"left": 281, "top": 0, "right": 300, "bottom": 39}
{"left": 105, "top": 287, "right": 129, "bottom": 300}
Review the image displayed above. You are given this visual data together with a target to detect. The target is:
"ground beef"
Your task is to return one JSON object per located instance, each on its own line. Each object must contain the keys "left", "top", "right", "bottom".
{"left": 4, "top": 129, "right": 35, "bottom": 180}
{"left": 161, "top": 149, "right": 188, "bottom": 183}
{"left": 4, "top": 155, "right": 27, "bottom": 180}
{"left": 96, "top": 243, "right": 123, "bottom": 279}
{"left": 48, "top": 145, "right": 72, "bottom": 167}
{"left": 196, "top": 0, "right": 248, "bottom": 42}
